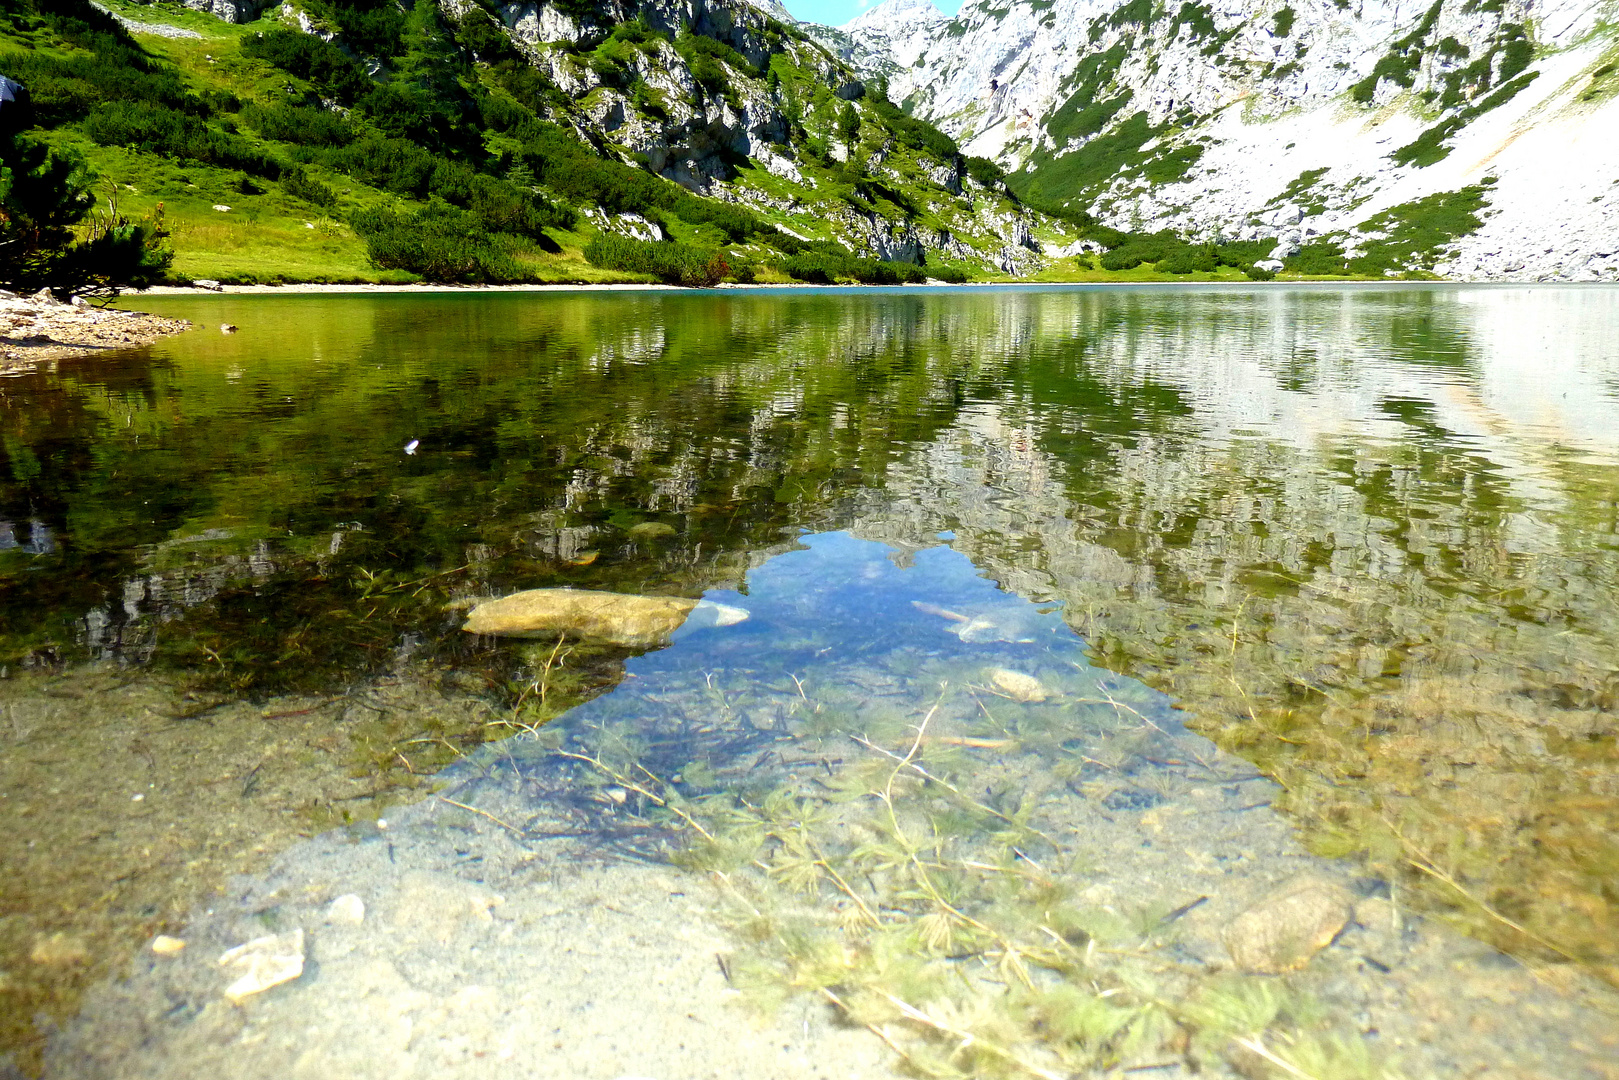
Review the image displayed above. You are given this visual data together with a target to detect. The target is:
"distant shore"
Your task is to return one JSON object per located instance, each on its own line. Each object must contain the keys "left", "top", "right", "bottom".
{"left": 132, "top": 277, "right": 1427, "bottom": 297}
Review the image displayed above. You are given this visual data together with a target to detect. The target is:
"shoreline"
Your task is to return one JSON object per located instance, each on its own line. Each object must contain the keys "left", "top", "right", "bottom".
{"left": 128, "top": 277, "right": 1561, "bottom": 298}
{"left": 1, "top": 290, "right": 190, "bottom": 375}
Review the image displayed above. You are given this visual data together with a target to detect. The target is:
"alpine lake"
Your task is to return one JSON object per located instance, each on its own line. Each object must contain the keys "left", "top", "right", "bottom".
{"left": 2, "top": 284, "right": 1617, "bottom": 1079}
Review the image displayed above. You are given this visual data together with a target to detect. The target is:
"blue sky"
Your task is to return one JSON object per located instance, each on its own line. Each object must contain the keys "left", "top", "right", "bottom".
{"left": 779, "top": 0, "right": 959, "bottom": 28}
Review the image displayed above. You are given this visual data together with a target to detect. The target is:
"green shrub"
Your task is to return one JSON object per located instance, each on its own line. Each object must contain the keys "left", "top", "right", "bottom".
{"left": 1349, "top": 0, "right": 1443, "bottom": 103}
{"left": 1272, "top": 6, "right": 1296, "bottom": 36}
{"left": 1170, "top": 1, "right": 1217, "bottom": 38}
{"left": 1, "top": 0, "right": 203, "bottom": 123}
{"left": 323, "top": 134, "right": 439, "bottom": 196}
{"left": 350, "top": 201, "right": 523, "bottom": 282}
{"left": 83, "top": 101, "right": 282, "bottom": 177}
{"left": 302, "top": 0, "right": 408, "bottom": 57}
{"left": 1108, "top": 0, "right": 1153, "bottom": 28}
{"left": 673, "top": 31, "right": 756, "bottom": 103}
{"left": 241, "top": 28, "right": 372, "bottom": 104}
{"left": 929, "top": 265, "right": 970, "bottom": 283}
{"left": 1284, "top": 241, "right": 1349, "bottom": 275}
{"left": 281, "top": 166, "right": 337, "bottom": 207}
{"left": 1099, "top": 230, "right": 1181, "bottom": 270}
{"left": 964, "top": 155, "right": 1005, "bottom": 188}
{"left": 584, "top": 233, "right": 729, "bottom": 286}
{"left": 0, "top": 130, "right": 170, "bottom": 297}
{"left": 1244, "top": 263, "right": 1276, "bottom": 280}
{"left": 862, "top": 89, "right": 959, "bottom": 161}
{"left": 1157, "top": 245, "right": 1218, "bottom": 273}
{"left": 780, "top": 251, "right": 925, "bottom": 284}
{"left": 1346, "top": 183, "right": 1490, "bottom": 273}
{"left": 242, "top": 101, "right": 355, "bottom": 147}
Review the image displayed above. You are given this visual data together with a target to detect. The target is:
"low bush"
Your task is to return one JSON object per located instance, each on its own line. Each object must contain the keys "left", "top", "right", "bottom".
{"left": 350, "top": 201, "right": 524, "bottom": 283}
{"left": 322, "top": 134, "right": 439, "bottom": 196}
{"left": 241, "top": 28, "right": 372, "bottom": 104}
{"left": 0, "top": 130, "right": 170, "bottom": 297}
{"left": 83, "top": 101, "right": 282, "bottom": 177}
{"left": 1284, "top": 241, "right": 1350, "bottom": 275}
{"left": 928, "top": 265, "right": 970, "bottom": 283}
{"left": 584, "top": 234, "right": 730, "bottom": 286}
{"left": 1098, "top": 231, "right": 1181, "bottom": 270}
{"left": 241, "top": 101, "right": 354, "bottom": 147}
{"left": 1157, "top": 245, "right": 1218, "bottom": 274}
{"left": 780, "top": 252, "right": 926, "bottom": 285}
{"left": 963, "top": 155, "right": 1004, "bottom": 189}
{"left": 862, "top": 89, "right": 959, "bottom": 162}
{"left": 673, "top": 31, "right": 755, "bottom": 103}
{"left": 281, "top": 166, "right": 337, "bottom": 207}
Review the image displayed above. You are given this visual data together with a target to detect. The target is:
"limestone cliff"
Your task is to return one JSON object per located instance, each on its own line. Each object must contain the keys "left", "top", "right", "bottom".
{"left": 812, "top": 0, "right": 1619, "bottom": 281}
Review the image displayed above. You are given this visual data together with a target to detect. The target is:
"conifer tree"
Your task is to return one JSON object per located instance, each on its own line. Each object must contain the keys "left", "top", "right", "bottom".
{"left": 0, "top": 77, "right": 171, "bottom": 298}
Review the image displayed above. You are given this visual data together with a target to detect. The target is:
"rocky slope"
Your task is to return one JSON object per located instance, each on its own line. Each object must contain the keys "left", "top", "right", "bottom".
{"left": 809, "top": 0, "right": 1619, "bottom": 281}
{"left": 133, "top": 0, "right": 1053, "bottom": 276}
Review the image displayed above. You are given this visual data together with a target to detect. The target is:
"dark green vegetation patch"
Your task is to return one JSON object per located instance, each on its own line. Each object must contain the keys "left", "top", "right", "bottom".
{"left": 1286, "top": 183, "right": 1493, "bottom": 275}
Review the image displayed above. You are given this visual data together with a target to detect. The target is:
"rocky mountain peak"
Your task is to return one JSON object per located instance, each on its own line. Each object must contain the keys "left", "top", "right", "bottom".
{"left": 842, "top": 0, "right": 946, "bottom": 33}
{"left": 828, "top": 0, "right": 1619, "bottom": 282}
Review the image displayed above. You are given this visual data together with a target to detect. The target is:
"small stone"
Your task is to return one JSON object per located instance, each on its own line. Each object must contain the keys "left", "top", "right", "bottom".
{"left": 1223, "top": 875, "right": 1353, "bottom": 974}
{"left": 193, "top": 279, "right": 223, "bottom": 292}
{"left": 151, "top": 935, "right": 187, "bottom": 956}
{"left": 218, "top": 928, "right": 304, "bottom": 1001}
{"left": 212, "top": 204, "right": 231, "bottom": 212}
{"left": 220, "top": 324, "right": 237, "bottom": 334}
{"left": 987, "top": 667, "right": 1050, "bottom": 702}
{"left": 327, "top": 894, "right": 366, "bottom": 925}
{"left": 30, "top": 932, "right": 89, "bottom": 967}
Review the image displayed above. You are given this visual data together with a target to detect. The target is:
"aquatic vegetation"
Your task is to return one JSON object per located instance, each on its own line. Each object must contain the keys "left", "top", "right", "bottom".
{"left": 534, "top": 669, "right": 1399, "bottom": 1079}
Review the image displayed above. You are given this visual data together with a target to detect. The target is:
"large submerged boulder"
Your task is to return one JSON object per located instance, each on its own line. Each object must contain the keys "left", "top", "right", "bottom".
{"left": 461, "top": 588, "right": 748, "bottom": 647}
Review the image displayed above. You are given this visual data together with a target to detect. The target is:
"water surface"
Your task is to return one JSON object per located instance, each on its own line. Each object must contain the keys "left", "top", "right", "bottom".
{"left": 4, "top": 284, "right": 1618, "bottom": 1067}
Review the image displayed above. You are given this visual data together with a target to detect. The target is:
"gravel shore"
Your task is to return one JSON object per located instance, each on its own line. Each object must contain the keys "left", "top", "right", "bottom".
{"left": 0, "top": 290, "right": 190, "bottom": 373}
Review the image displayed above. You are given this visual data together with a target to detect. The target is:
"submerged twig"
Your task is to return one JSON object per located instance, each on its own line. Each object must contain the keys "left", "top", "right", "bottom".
{"left": 554, "top": 749, "right": 716, "bottom": 841}
{"left": 439, "top": 796, "right": 524, "bottom": 836}
{"left": 849, "top": 732, "right": 1056, "bottom": 847}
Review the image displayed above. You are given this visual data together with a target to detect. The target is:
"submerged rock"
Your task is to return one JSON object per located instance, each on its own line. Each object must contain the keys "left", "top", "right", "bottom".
{"left": 150, "top": 935, "right": 187, "bottom": 956}
{"left": 327, "top": 894, "right": 366, "bottom": 925}
{"left": 986, "top": 667, "right": 1051, "bottom": 702}
{"left": 218, "top": 928, "right": 304, "bottom": 1001}
{"left": 1222, "top": 875, "right": 1353, "bottom": 974}
{"left": 462, "top": 588, "right": 748, "bottom": 646}
{"left": 912, "top": 601, "right": 1043, "bottom": 643}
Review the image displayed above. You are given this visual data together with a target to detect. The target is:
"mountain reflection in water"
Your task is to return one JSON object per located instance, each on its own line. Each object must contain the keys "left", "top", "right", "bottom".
{"left": 1, "top": 284, "right": 1617, "bottom": 1067}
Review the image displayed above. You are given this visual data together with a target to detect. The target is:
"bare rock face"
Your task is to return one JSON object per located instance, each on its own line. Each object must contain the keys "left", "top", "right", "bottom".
{"left": 1222, "top": 875, "right": 1353, "bottom": 974}
{"left": 461, "top": 588, "right": 748, "bottom": 646}
{"left": 180, "top": 0, "right": 272, "bottom": 23}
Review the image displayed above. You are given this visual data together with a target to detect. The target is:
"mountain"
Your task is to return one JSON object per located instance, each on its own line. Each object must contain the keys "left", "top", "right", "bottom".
{"left": 808, "top": 0, "right": 945, "bottom": 80}
{"left": 4, "top": 0, "right": 1055, "bottom": 288}
{"left": 815, "top": 0, "right": 1619, "bottom": 281}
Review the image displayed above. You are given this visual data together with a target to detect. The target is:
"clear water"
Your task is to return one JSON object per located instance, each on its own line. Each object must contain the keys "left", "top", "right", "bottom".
{"left": 4, "top": 284, "right": 1619, "bottom": 1068}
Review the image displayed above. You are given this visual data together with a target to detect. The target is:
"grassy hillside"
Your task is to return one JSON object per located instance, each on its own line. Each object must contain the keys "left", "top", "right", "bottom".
{"left": 1, "top": 0, "right": 1065, "bottom": 286}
